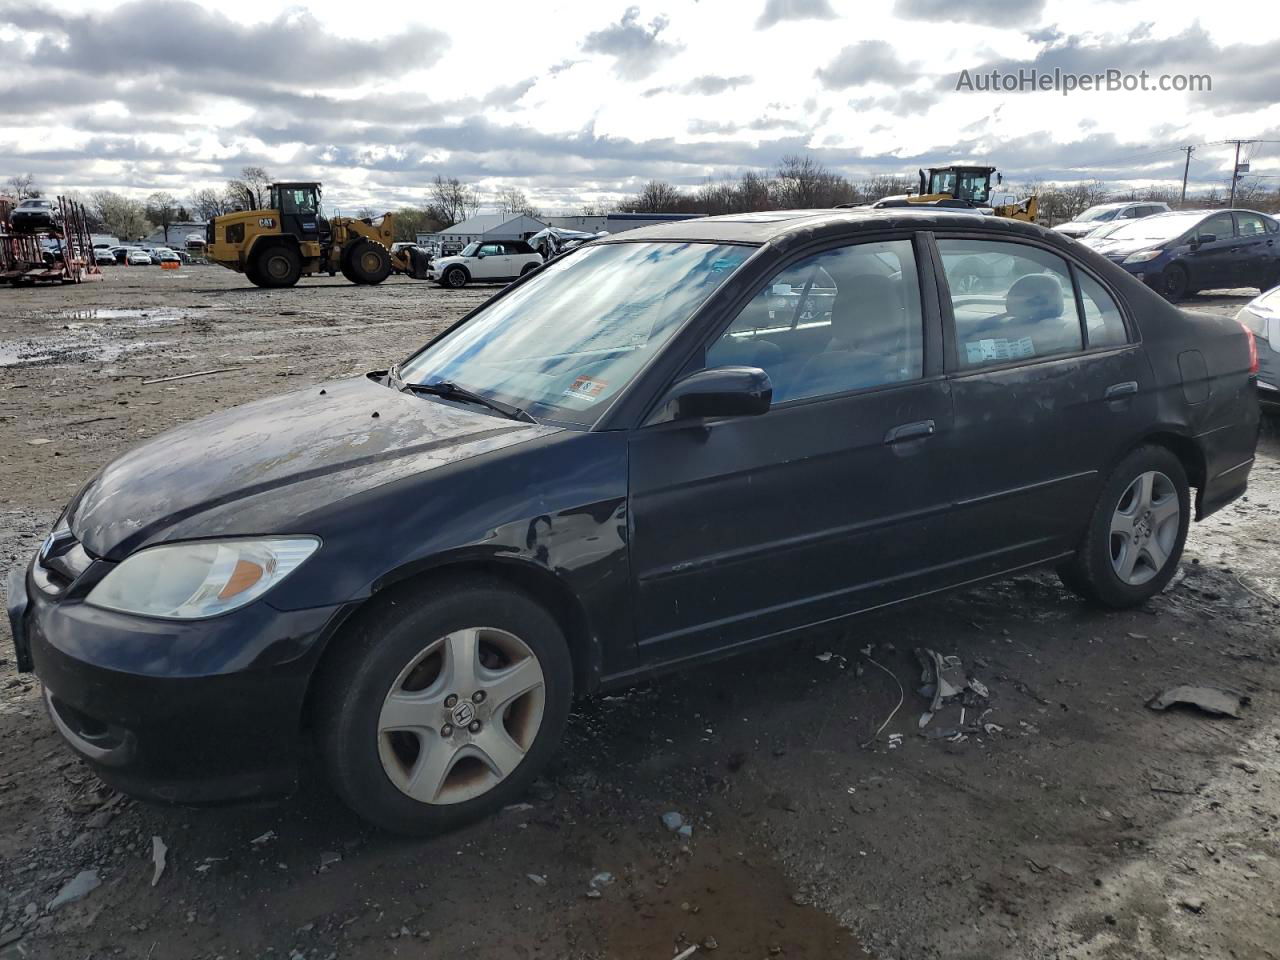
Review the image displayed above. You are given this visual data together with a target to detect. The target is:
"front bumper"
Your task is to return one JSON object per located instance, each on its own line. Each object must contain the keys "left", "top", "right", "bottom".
{"left": 7, "top": 557, "right": 346, "bottom": 804}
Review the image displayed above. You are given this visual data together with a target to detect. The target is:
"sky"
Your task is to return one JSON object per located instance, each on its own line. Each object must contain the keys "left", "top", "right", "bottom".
{"left": 1, "top": 0, "right": 1278, "bottom": 214}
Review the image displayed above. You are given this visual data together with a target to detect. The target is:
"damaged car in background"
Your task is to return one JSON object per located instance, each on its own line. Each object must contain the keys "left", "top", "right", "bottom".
{"left": 7, "top": 208, "right": 1260, "bottom": 835}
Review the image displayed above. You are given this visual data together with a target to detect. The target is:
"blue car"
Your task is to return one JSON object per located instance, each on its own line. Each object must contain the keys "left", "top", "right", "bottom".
{"left": 1089, "top": 208, "right": 1280, "bottom": 301}
{"left": 1237, "top": 285, "right": 1280, "bottom": 408}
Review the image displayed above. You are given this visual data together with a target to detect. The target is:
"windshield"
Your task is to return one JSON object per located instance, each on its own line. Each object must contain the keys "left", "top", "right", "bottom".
{"left": 398, "top": 241, "right": 751, "bottom": 424}
{"left": 1105, "top": 213, "right": 1204, "bottom": 244}
{"left": 459, "top": 242, "right": 480, "bottom": 257}
{"left": 1077, "top": 205, "right": 1121, "bottom": 223}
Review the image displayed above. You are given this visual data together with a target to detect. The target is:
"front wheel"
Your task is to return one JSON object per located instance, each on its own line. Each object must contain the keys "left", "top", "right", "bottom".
{"left": 345, "top": 240, "right": 392, "bottom": 285}
{"left": 1161, "top": 263, "right": 1190, "bottom": 301}
{"left": 316, "top": 579, "right": 573, "bottom": 835}
{"left": 1059, "top": 445, "right": 1190, "bottom": 608}
{"left": 444, "top": 265, "right": 468, "bottom": 288}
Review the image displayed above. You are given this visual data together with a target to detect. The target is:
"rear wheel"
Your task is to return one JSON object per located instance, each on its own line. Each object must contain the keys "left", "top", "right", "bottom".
{"left": 1059, "top": 445, "right": 1190, "bottom": 608}
{"left": 250, "top": 245, "right": 301, "bottom": 288}
{"left": 1161, "top": 263, "right": 1190, "bottom": 301}
{"left": 345, "top": 240, "right": 392, "bottom": 285}
{"left": 316, "top": 579, "right": 573, "bottom": 835}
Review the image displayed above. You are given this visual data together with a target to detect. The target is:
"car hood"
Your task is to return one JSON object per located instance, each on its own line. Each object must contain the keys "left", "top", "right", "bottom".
{"left": 1053, "top": 221, "right": 1096, "bottom": 234}
{"left": 70, "top": 374, "right": 556, "bottom": 559}
{"left": 432, "top": 255, "right": 467, "bottom": 269}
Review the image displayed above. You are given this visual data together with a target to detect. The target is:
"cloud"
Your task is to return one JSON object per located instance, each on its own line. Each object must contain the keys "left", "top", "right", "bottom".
{"left": 815, "top": 41, "right": 916, "bottom": 89}
{"left": 894, "top": 0, "right": 1046, "bottom": 25}
{"left": 849, "top": 89, "right": 940, "bottom": 112}
{"left": 755, "top": 0, "right": 836, "bottom": 29}
{"left": 952, "top": 24, "right": 1280, "bottom": 111}
{"left": 644, "top": 74, "right": 753, "bottom": 97}
{"left": 0, "top": 0, "right": 449, "bottom": 84}
{"left": 581, "top": 7, "right": 683, "bottom": 80}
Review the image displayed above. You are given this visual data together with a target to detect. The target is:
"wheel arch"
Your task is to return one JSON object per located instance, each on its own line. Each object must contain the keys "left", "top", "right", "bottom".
{"left": 1126, "top": 428, "right": 1208, "bottom": 514}
{"left": 245, "top": 233, "right": 301, "bottom": 262}
{"left": 302, "top": 557, "right": 601, "bottom": 728}
{"left": 445, "top": 263, "right": 471, "bottom": 283}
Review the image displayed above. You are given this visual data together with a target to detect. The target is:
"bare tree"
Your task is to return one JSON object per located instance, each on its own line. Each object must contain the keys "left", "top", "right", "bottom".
{"left": 190, "top": 188, "right": 230, "bottom": 221}
{"left": 90, "top": 191, "right": 151, "bottom": 241}
{"left": 615, "top": 180, "right": 689, "bottom": 213}
{"left": 391, "top": 206, "right": 448, "bottom": 242}
{"left": 496, "top": 186, "right": 541, "bottom": 219}
{"left": 6, "top": 173, "right": 39, "bottom": 199}
{"left": 429, "top": 176, "right": 481, "bottom": 226}
{"left": 225, "top": 166, "right": 272, "bottom": 210}
{"left": 145, "top": 192, "right": 180, "bottom": 242}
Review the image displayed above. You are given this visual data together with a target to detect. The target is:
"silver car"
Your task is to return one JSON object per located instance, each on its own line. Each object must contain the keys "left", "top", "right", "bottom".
{"left": 1237, "top": 285, "right": 1280, "bottom": 408}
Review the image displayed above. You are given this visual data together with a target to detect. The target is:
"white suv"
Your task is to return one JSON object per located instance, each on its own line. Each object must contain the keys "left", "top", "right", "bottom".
{"left": 1054, "top": 201, "right": 1171, "bottom": 239}
{"left": 429, "top": 240, "right": 543, "bottom": 288}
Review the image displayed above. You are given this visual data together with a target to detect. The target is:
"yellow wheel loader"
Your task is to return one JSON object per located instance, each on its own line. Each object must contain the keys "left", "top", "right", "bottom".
{"left": 864, "top": 165, "right": 1039, "bottom": 222}
{"left": 205, "top": 182, "right": 430, "bottom": 288}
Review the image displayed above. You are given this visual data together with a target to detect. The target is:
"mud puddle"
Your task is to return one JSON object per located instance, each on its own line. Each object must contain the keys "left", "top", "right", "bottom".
{"left": 0, "top": 330, "right": 169, "bottom": 367}
{"left": 59, "top": 307, "right": 187, "bottom": 326}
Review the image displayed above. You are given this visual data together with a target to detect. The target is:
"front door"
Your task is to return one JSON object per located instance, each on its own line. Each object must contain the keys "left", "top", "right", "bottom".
{"left": 1185, "top": 212, "right": 1237, "bottom": 291}
{"left": 473, "top": 243, "right": 507, "bottom": 279}
{"left": 628, "top": 237, "right": 954, "bottom": 662}
{"left": 934, "top": 236, "right": 1155, "bottom": 576}
{"left": 277, "top": 186, "right": 320, "bottom": 245}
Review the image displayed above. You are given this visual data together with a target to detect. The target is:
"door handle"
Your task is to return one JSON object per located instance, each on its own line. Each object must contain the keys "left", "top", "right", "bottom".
{"left": 884, "top": 419, "right": 936, "bottom": 444}
{"left": 1105, "top": 381, "right": 1138, "bottom": 400}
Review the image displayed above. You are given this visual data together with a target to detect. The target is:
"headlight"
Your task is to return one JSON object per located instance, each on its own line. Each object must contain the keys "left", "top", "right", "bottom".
{"left": 86, "top": 537, "right": 319, "bottom": 619}
{"left": 1123, "top": 249, "right": 1162, "bottom": 264}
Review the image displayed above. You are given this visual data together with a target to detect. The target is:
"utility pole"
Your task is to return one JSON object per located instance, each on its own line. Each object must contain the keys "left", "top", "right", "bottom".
{"left": 1180, "top": 145, "right": 1193, "bottom": 206}
{"left": 1227, "top": 139, "right": 1256, "bottom": 207}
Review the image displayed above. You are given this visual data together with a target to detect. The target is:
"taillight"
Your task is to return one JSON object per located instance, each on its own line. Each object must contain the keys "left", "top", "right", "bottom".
{"left": 1238, "top": 319, "right": 1259, "bottom": 374}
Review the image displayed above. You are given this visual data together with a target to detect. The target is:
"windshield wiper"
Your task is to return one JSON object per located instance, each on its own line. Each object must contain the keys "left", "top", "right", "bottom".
{"left": 399, "top": 378, "right": 536, "bottom": 423}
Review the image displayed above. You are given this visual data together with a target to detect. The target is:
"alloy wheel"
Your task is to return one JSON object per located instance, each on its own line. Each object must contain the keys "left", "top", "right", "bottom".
{"left": 1110, "top": 470, "right": 1179, "bottom": 585}
{"left": 377, "top": 627, "right": 546, "bottom": 805}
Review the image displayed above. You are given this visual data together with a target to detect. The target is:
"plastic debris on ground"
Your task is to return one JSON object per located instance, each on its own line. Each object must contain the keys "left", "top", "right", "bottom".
{"left": 913, "top": 647, "right": 994, "bottom": 739}
{"left": 1147, "top": 685, "right": 1250, "bottom": 718}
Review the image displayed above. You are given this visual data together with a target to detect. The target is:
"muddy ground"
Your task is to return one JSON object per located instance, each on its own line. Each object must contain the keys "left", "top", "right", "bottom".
{"left": 1, "top": 264, "right": 1278, "bottom": 960}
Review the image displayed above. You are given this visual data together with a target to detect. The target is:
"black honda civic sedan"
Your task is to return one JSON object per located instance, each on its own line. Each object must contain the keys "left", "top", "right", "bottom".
{"left": 7, "top": 209, "right": 1260, "bottom": 834}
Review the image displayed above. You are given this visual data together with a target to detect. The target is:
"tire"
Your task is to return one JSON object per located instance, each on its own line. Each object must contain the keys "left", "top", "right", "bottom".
{"left": 443, "top": 265, "right": 468, "bottom": 288}
{"left": 315, "top": 578, "right": 573, "bottom": 835}
{"left": 251, "top": 245, "right": 301, "bottom": 288}
{"left": 1059, "top": 445, "right": 1190, "bottom": 609}
{"left": 345, "top": 240, "right": 392, "bottom": 285}
{"left": 338, "top": 245, "right": 360, "bottom": 284}
{"left": 1161, "top": 263, "right": 1189, "bottom": 301}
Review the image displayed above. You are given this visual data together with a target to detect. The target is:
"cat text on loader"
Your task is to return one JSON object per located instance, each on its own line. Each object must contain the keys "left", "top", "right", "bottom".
{"left": 205, "top": 182, "right": 430, "bottom": 288}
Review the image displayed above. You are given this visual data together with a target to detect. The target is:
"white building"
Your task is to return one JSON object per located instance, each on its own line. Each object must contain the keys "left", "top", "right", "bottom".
{"left": 418, "top": 213, "right": 547, "bottom": 248}
{"left": 543, "top": 212, "right": 706, "bottom": 234}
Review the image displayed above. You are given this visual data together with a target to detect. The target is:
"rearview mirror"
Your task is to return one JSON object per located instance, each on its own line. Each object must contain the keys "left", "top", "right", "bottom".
{"left": 656, "top": 366, "right": 772, "bottom": 423}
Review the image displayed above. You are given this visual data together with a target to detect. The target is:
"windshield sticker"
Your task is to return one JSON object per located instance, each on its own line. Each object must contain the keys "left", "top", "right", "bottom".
{"left": 564, "top": 375, "right": 608, "bottom": 401}
{"left": 965, "top": 337, "right": 1035, "bottom": 364}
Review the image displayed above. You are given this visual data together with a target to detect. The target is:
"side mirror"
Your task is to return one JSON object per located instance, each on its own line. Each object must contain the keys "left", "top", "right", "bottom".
{"left": 1196, "top": 233, "right": 1216, "bottom": 245}
{"left": 657, "top": 366, "right": 772, "bottom": 422}
{"left": 476, "top": 251, "right": 486, "bottom": 258}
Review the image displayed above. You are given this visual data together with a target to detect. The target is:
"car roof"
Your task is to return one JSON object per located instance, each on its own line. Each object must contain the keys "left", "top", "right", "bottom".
{"left": 597, "top": 207, "right": 1061, "bottom": 247}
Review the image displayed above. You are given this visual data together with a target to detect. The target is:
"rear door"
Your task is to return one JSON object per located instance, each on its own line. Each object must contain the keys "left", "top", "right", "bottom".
{"left": 629, "top": 235, "right": 954, "bottom": 661}
{"left": 934, "top": 235, "right": 1154, "bottom": 577}
{"left": 1233, "top": 212, "right": 1274, "bottom": 289}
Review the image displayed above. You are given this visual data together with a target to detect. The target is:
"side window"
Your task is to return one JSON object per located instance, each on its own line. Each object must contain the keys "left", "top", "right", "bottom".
{"left": 1198, "top": 213, "right": 1233, "bottom": 243}
{"left": 478, "top": 243, "right": 502, "bottom": 257}
{"left": 938, "top": 239, "right": 1083, "bottom": 368}
{"left": 1120, "top": 207, "right": 1140, "bottom": 219}
{"left": 705, "top": 239, "right": 923, "bottom": 404}
{"left": 1078, "top": 273, "right": 1128, "bottom": 348}
{"left": 1236, "top": 213, "right": 1267, "bottom": 238}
